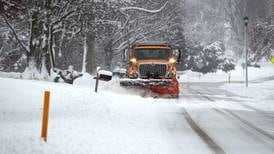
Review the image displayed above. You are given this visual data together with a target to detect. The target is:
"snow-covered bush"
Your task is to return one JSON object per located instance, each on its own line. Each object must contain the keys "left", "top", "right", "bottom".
{"left": 219, "top": 58, "right": 235, "bottom": 73}
{"left": 186, "top": 41, "right": 236, "bottom": 74}
{"left": 53, "top": 65, "right": 83, "bottom": 84}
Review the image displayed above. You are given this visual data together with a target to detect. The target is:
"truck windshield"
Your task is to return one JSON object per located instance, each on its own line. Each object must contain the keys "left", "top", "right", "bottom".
{"left": 135, "top": 49, "right": 170, "bottom": 60}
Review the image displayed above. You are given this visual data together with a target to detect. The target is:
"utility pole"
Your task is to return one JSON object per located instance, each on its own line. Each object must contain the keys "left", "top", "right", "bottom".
{"left": 272, "top": 0, "right": 274, "bottom": 25}
{"left": 244, "top": 16, "right": 249, "bottom": 87}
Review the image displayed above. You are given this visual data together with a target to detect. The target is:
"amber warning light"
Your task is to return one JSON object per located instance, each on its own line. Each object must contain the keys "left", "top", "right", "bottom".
{"left": 169, "top": 58, "right": 176, "bottom": 64}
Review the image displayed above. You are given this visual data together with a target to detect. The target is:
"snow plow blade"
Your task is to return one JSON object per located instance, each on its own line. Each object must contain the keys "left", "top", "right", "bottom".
{"left": 120, "top": 79, "right": 173, "bottom": 87}
{"left": 150, "top": 78, "right": 179, "bottom": 97}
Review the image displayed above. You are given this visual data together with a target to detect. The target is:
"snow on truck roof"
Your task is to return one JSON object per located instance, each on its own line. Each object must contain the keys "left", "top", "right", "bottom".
{"left": 135, "top": 41, "right": 168, "bottom": 45}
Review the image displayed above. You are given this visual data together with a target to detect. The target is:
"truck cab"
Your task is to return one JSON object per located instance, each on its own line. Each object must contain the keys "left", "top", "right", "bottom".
{"left": 125, "top": 42, "right": 181, "bottom": 79}
{"left": 121, "top": 42, "right": 181, "bottom": 97}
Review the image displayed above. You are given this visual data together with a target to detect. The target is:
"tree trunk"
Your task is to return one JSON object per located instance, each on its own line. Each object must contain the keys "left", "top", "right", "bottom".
{"left": 104, "top": 39, "right": 113, "bottom": 70}
{"left": 85, "top": 33, "right": 96, "bottom": 74}
{"left": 28, "top": 10, "right": 43, "bottom": 71}
{"left": 27, "top": 5, "right": 52, "bottom": 78}
{"left": 43, "top": 0, "right": 54, "bottom": 75}
{"left": 42, "top": 22, "right": 53, "bottom": 76}
{"left": 272, "top": 0, "right": 274, "bottom": 25}
{"left": 82, "top": 34, "right": 88, "bottom": 73}
{"left": 272, "top": 0, "right": 274, "bottom": 50}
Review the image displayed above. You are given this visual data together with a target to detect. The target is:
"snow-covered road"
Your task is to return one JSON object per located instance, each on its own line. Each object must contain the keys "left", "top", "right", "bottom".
{"left": 0, "top": 77, "right": 274, "bottom": 154}
{"left": 179, "top": 82, "right": 274, "bottom": 154}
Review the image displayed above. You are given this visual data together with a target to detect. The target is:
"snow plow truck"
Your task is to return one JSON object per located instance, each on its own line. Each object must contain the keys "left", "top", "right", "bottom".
{"left": 120, "top": 42, "right": 181, "bottom": 97}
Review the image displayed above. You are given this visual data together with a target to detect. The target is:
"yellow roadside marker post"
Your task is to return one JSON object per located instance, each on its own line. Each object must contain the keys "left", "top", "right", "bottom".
{"left": 271, "top": 56, "right": 274, "bottom": 64}
{"left": 41, "top": 91, "right": 50, "bottom": 142}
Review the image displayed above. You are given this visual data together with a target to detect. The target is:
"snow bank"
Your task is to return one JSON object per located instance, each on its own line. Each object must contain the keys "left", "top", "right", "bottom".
{"left": 73, "top": 73, "right": 95, "bottom": 87}
{"left": 221, "top": 80, "right": 274, "bottom": 110}
{"left": 179, "top": 62, "right": 274, "bottom": 83}
{"left": 0, "top": 71, "right": 23, "bottom": 79}
{"left": 0, "top": 77, "right": 191, "bottom": 154}
{"left": 0, "top": 70, "right": 52, "bottom": 81}
{"left": 0, "top": 69, "right": 62, "bottom": 82}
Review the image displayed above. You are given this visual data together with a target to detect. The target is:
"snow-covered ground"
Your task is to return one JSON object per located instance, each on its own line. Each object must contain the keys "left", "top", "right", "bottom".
{"left": 222, "top": 80, "right": 274, "bottom": 111}
{"left": 0, "top": 76, "right": 210, "bottom": 154}
{"left": 179, "top": 62, "right": 274, "bottom": 83}
{"left": 0, "top": 62, "right": 274, "bottom": 154}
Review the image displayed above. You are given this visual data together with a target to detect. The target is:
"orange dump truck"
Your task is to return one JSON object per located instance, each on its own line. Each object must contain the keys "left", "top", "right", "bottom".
{"left": 120, "top": 42, "right": 181, "bottom": 97}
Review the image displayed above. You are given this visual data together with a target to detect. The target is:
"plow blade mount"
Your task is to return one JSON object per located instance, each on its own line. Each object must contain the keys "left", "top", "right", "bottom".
{"left": 120, "top": 79, "right": 173, "bottom": 87}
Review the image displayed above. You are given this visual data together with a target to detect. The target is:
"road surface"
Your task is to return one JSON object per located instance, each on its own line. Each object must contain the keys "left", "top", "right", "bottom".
{"left": 162, "top": 82, "right": 274, "bottom": 154}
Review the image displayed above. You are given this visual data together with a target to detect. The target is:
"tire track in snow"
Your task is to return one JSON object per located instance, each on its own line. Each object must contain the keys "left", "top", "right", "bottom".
{"left": 198, "top": 85, "right": 274, "bottom": 136}
{"left": 212, "top": 108, "right": 274, "bottom": 151}
{"left": 200, "top": 86, "right": 274, "bottom": 119}
{"left": 237, "top": 103, "right": 274, "bottom": 119}
{"left": 178, "top": 85, "right": 225, "bottom": 153}
{"left": 192, "top": 87, "right": 274, "bottom": 141}
{"left": 222, "top": 109, "right": 274, "bottom": 140}
{"left": 181, "top": 107, "right": 225, "bottom": 154}
{"left": 195, "top": 90, "right": 215, "bottom": 102}
{"left": 183, "top": 84, "right": 274, "bottom": 152}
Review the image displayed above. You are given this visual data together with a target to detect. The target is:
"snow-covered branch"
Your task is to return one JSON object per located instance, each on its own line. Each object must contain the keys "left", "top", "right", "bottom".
{"left": 120, "top": 1, "right": 168, "bottom": 13}
{"left": 1, "top": 13, "right": 29, "bottom": 54}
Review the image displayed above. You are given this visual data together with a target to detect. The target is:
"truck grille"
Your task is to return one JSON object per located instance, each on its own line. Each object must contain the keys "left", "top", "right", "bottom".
{"left": 139, "top": 63, "right": 167, "bottom": 78}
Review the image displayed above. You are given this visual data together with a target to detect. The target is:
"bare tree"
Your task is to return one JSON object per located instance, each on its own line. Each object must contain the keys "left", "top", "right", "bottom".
{"left": 1, "top": 0, "right": 83, "bottom": 78}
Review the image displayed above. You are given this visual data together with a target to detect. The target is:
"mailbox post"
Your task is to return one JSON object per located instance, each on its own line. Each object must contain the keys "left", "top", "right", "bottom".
{"left": 95, "top": 73, "right": 100, "bottom": 93}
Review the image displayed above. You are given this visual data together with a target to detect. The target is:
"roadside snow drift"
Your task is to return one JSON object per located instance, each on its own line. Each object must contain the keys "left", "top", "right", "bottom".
{"left": 0, "top": 77, "right": 211, "bottom": 154}
{"left": 1, "top": 62, "right": 274, "bottom": 154}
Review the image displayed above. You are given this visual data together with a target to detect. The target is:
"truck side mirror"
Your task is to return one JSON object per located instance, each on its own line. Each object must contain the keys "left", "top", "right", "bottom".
{"left": 173, "top": 49, "right": 181, "bottom": 63}
{"left": 177, "top": 50, "right": 181, "bottom": 63}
